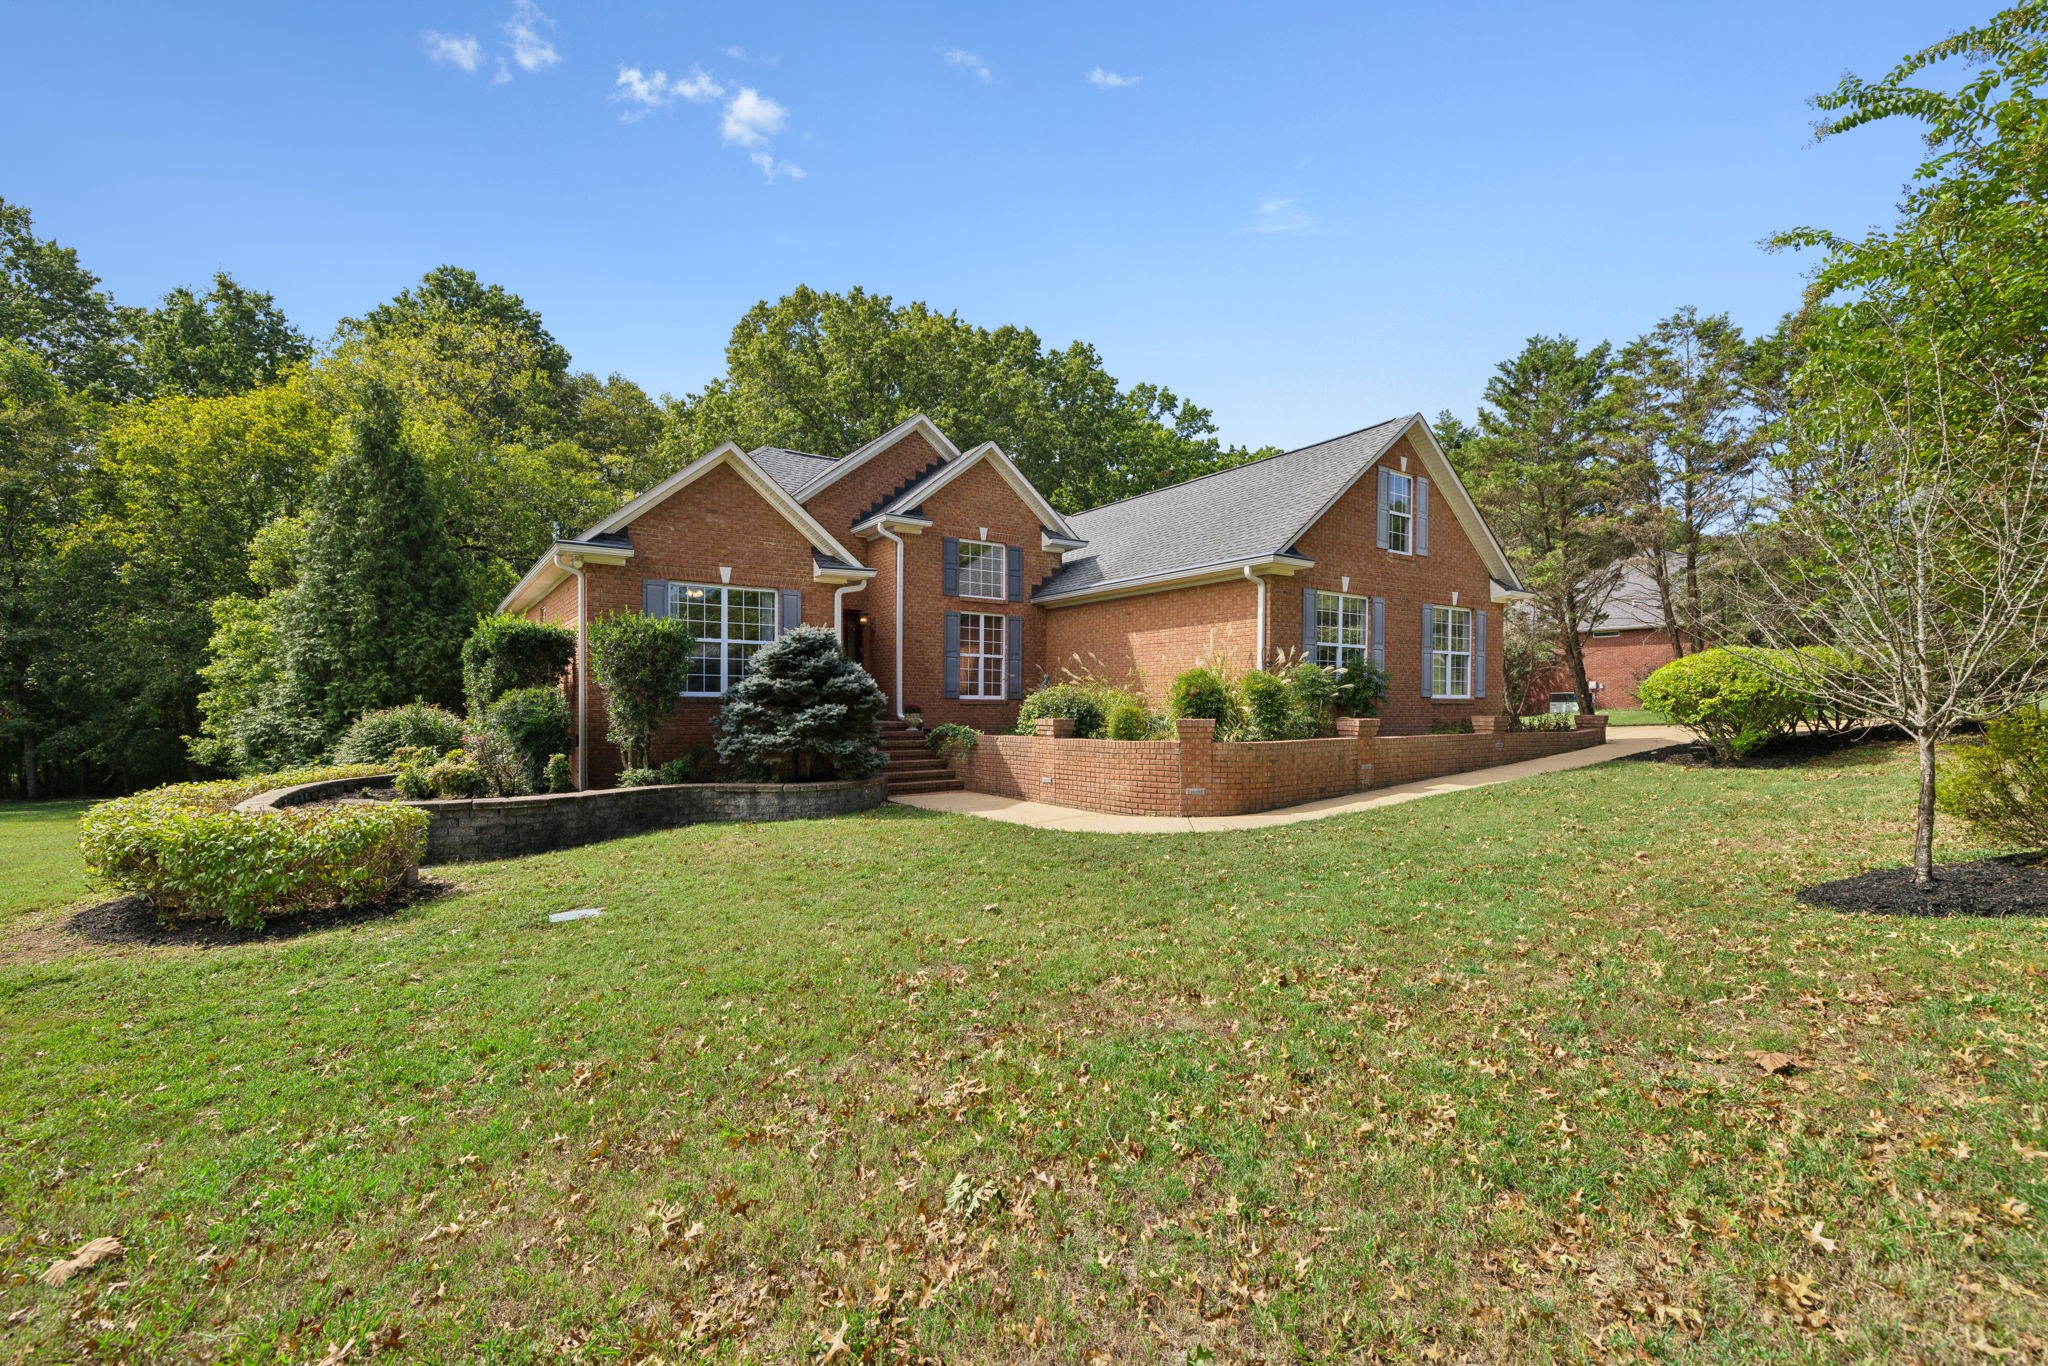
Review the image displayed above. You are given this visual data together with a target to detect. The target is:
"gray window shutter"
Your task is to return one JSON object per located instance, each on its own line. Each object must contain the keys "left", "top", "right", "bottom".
{"left": 1375, "top": 467, "right": 1391, "bottom": 550}
{"left": 1004, "top": 615, "right": 1024, "bottom": 699}
{"left": 1370, "top": 596, "right": 1387, "bottom": 668}
{"left": 1416, "top": 478, "right": 1431, "bottom": 555}
{"left": 642, "top": 579, "right": 669, "bottom": 618}
{"left": 942, "top": 611, "right": 961, "bottom": 699}
{"left": 1421, "top": 604, "right": 1435, "bottom": 697}
{"left": 777, "top": 589, "right": 802, "bottom": 635}
{"left": 942, "top": 537, "right": 960, "bottom": 596}
{"left": 1301, "top": 586, "right": 1319, "bottom": 660}
{"left": 1007, "top": 544, "right": 1023, "bottom": 602}
{"left": 1474, "top": 609, "right": 1488, "bottom": 699}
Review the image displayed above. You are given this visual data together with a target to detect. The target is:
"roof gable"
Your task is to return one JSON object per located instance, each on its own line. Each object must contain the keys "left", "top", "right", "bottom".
{"left": 791, "top": 414, "right": 963, "bottom": 501}
{"left": 856, "top": 440, "right": 1077, "bottom": 539}
{"left": 585, "top": 442, "right": 862, "bottom": 565}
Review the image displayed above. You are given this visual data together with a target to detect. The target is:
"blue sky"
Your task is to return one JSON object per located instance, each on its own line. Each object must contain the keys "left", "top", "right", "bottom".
{"left": 4, "top": 1, "right": 1985, "bottom": 451}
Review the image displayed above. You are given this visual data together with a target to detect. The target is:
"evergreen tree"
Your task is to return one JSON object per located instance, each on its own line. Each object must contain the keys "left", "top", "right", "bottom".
{"left": 276, "top": 383, "right": 471, "bottom": 741}
{"left": 712, "top": 626, "right": 885, "bottom": 781}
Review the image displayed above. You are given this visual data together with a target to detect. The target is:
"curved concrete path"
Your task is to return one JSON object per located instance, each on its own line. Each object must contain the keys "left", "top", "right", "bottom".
{"left": 890, "top": 724, "right": 1695, "bottom": 833}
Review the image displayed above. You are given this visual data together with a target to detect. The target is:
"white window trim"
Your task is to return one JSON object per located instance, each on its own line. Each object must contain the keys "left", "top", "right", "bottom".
{"left": 673, "top": 582, "right": 777, "bottom": 697}
{"left": 1385, "top": 471, "right": 1415, "bottom": 557}
{"left": 958, "top": 610, "right": 1006, "bottom": 700}
{"left": 1312, "top": 590, "right": 1371, "bottom": 672}
{"left": 1429, "top": 604, "right": 1473, "bottom": 700}
{"left": 957, "top": 538, "right": 1007, "bottom": 601}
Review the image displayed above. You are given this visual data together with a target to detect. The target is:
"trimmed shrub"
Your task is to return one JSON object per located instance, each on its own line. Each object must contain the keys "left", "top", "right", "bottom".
{"left": 587, "top": 611, "right": 696, "bottom": 771}
{"left": 617, "top": 767, "right": 662, "bottom": 788}
{"left": 1015, "top": 682, "right": 1111, "bottom": 739}
{"left": 1167, "top": 667, "right": 1240, "bottom": 729}
{"left": 1639, "top": 647, "right": 1807, "bottom": 760}
{"left": 1335, "top": 658, "right": 1388, "bottom": 717}
{"left": 424, "top": 750, "right": 488, "bottom": 798}
{"left": 713, "top": 625, "right": 887, "bottom": 780}
{"left": 1104, "top": 702, "right": 1152, "bottom": 741}
{"left": 77, "top": 766, "right": 426, "bottom": 931}
{"left": 1511, "top": 711, "right": 1577, "bottom": 733}
{"left": 462, "top": 614, "right": 575, "bottom": 716}
{"left": 544, "top": 752, "right": 572, "bottom": 793}
{"left": 658, "top": 755, "right": 697, "bottom": 784}
{"left": 484, "top": 686, "right": 571, "bottom": 790}
{"left": 1285, "top": 661, "right": 1338, "bottom": 734}
{"left": 1241, "top": 670, "right": 1299, "bottom": 740}
{"left": 333, "top": 702, "right": 466, "bottom": 764}
{"left": 925, "top": 723, "right": 980, "bottom": 761}
{"left": 1939, "top": 711, "right": 2048, "bottom": 854}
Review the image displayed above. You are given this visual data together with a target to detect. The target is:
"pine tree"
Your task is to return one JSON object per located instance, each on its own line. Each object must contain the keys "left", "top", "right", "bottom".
{"left": 712, "top": 626, "right": 885, "bottom": 781}
{"left": 277, "top": 383, "right": 471, "bottom": 741}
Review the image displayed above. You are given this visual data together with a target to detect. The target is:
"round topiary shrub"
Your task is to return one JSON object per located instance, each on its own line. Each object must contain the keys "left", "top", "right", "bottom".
{"left": 332, "top": 702, "right": 466, "bottom": 764}
{"left": 1167, "top": 667, "right": 1240, "bottom": 728}
{"left": 77, "top": 766, "right": 427, "bottom": 931}
{"left": 1104, "top": 702, "right": 1152, "bottom": 741}
{"left": 1638, "top": 648, "right": 1808, "bottom": 760}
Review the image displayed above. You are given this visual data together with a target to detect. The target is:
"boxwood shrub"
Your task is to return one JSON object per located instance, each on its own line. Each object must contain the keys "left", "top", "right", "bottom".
{"left": 332, "top": 702, "right": 466, "bottom": 764}
{"left": 78, "top": 765, "right": 428, "bottom": 931}
{"left": 1638, "top": 647, "right": 1809, "bottom": 760}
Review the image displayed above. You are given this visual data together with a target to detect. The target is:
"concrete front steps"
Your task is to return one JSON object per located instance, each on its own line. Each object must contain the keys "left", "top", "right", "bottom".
{"left": 879, "top": 720, "right": 962, "bottom": 795}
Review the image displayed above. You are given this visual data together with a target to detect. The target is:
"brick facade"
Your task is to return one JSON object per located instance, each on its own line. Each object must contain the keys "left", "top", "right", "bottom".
{"left": 1524, "top": 627, "right": 1682, "bottom": 711}
{"left": 515, "top": 417, "right": 1536, "bottom": 790}
{"left": 952, "top": 714, "right": 1607, "bottom": 817}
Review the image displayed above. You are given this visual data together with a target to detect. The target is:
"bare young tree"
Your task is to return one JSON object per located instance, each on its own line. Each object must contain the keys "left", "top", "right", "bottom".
{"left": 1743, "top": 348, "right": 2048, "bottom": 884}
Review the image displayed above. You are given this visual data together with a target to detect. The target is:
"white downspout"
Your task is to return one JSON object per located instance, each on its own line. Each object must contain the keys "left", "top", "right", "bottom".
{"left": 570, "top": 559, "right": 588, "bottom": 790}
{"left": 832, "top": 578, "right": 869, "bottom": 646}
{"left": 1244, "top": 564, "right": 1267, "bottom": 669}
{"left": 875, "top": 525, "right": 907, "bottom": 719}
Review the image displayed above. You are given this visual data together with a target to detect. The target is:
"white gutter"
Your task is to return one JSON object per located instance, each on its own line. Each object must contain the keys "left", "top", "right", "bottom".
{"left": 1245, "top": 564, "right": 1268, "bottom": 669}
{"left": 832, "top": 578, "right": 869, "bottom": 647}
{"left": 1033, "top": 553, "right": 1316, "bottom": 608}
{"left": 874, "top": 524, "right": 908, "bottom": 719}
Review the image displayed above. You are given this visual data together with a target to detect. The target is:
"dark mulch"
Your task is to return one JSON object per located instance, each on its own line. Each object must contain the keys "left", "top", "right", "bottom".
{"left": 63, "top": 877, "right": 454, "bottom": 949}
{"left": 1621, "top": 726, "right": 1905, "bottom": 770}
{"left": 1799, "top": 854, "right": 2048, "bottom": 918}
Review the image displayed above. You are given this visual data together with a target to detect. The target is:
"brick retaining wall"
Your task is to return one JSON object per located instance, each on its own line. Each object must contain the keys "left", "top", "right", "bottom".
{"left": 952, "top": 715, "right": 1606, "bottom": 818}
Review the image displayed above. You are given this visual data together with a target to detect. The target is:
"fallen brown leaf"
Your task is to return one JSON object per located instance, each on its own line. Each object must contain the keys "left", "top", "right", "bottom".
{"left": 39, "top": 1236, "right": 122, "bottom": 1287}
{"left": 1745, "top": 1050, "right": 1803, "bottom": 1076}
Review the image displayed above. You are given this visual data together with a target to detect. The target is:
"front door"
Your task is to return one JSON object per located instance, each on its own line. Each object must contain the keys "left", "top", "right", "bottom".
{"left": 841, "top": 606, "right": 869, "bottom": 669}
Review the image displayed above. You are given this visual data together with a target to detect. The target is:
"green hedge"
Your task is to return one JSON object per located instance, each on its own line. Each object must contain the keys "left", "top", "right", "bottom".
{"left": 332, "top": 702, "right": 466, "bottom": 764}
{"left": 78, "top": 765, "right": 428, "bottom": 931}
{"left": 1638, "top": 648, "right": 1811, "bottom": 760}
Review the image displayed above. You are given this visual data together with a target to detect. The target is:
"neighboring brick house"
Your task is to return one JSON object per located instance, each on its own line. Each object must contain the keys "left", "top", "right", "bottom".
{"left": 501, "top": 412, "right": 1532, "bottom": 787}
{"left": 1522, "top": 555, "right": 1694, "bottom": 712}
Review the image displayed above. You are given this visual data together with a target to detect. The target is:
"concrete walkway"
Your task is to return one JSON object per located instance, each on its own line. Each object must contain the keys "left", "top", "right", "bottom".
{"left": 890, "top": 724, "right": 1694, "bottom": 833}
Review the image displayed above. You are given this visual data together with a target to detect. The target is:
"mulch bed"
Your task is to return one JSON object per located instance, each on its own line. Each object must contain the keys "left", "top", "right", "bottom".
{"left": 1799, "top": 854, "right": 2048, "bottom": 918}
{"left": 63, "top": 877, "right": 453, "bottom": 949}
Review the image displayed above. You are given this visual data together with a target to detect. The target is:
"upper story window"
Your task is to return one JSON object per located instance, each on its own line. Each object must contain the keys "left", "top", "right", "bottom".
{"left": 1385, "top": 471, "right": 1415, "bottom": 554}
{"left": 957, "top": 539, "right": 1006, "bottom": 599}
{"left": 1311, "top": 591, "right": 1370, "bottom": 672}
{"left": 673, "top": 583, "right": 777, "bottom": 696}
{"left": 958, "top": 611, "right": 1006, "bottom": 699}
{"left": 1428, "top": 605, "right": 1473, "bottom": 699}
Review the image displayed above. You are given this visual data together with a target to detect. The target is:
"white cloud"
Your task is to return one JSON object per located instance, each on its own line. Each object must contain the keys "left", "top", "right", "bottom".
{"left": 750, "top": 152, "right": 806, "bottom": 181}
{"left": 944, "top": 49, "right": 992, "bottom": 81}
{"left": 1088, "top": 66, "right": 1139, "bottom": 89}
{"left": 725, "top": 45, "right": 747, "bottom": 59}
{"left": 503, "top": 0, "right": 559, "bottom": 73}
{"left": 425, "top": 31, "right": 482, "bottom": 71}
{"left": 1247, "top": 197, "right": 1314, "bottom": 233}
{"left": 614, "top": 64, "right": 723, "bottom": 119}
{"left": 721, "top": 87, "right": 787, "bottom": 147}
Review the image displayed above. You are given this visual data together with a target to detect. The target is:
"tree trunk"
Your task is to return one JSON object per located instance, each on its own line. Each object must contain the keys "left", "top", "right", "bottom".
{"left": 1913, "top": 733, "right": 1937, "bottom": 886}
{"left": 1562, "top": 628, "right": 1596, "bottom": 716}
{"left": 21, "top": 730, "right": 35, "bottom": 803}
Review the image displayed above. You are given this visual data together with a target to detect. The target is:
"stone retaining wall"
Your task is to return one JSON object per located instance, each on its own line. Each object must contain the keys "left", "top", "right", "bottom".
{"left": 952, "top": 715, "right": 1605, "bottom": 818}
{"left": 239, "top": 773, "right": 887, "bottom": 864}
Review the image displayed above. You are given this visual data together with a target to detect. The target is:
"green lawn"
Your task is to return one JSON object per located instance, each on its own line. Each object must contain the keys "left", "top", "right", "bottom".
{"left": 0, "top": 799, "right": 90, "bottom": 920}
{"left": 2, "top": 749, "right": 2044, "bottom": 1363}
{"left": 1599, "top": 708, "right": 1672, "bottom": 726}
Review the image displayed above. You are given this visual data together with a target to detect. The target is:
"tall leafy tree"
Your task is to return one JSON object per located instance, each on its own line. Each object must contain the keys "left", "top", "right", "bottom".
{"left": 347, "top": 265, "right": 572, "bottom": 380}
{"left": 0, "top": 196, "right": 138, "bottom": 398}
{"left": 663, "top": 286, "right": 1267, "bottom": 513}
{"left": 132, "top": 273, "right": 311, "bottom": 397}
{"left": 1454, "top": 336, "right": 1627, "bottom": 714}
{"left": 275, "top": 384, "right": 471, "bottom": 740}
{"left": 1611, "top": 308, "right": 1759, "bottom": 654}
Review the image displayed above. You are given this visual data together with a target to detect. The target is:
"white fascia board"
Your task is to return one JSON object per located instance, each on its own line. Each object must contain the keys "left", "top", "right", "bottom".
{"left": 812, "top": 562, "right": 879, "bottom": 585}
{"left": 793, "top": 414, "right": 964, "bottom": 501}
{"left": 1033, "top": 554, "right": 1315, "bottom": 608}
{"left": 498, "top": 540, "right": 636, "bottom": 615}
{"left": 851, "top": 511, "right": 934, "bottom": 537}
{"left": 871, "top": 440, "right": 1079, "bottom": 541}
{"left": 585, "top": 443, "right": 864, "bottom": 567}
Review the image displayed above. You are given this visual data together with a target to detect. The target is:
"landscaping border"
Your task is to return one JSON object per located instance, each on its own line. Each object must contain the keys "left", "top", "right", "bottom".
{"left": 238, "top": 773, "right": 889, "bottom": 864}
{"left": 949, "top": 715, "right": 1606, "bottom": 817}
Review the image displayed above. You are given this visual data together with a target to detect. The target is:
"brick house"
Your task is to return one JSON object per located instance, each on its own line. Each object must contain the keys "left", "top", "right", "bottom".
{"left": 1522, "top": 555, "right": 1694, "bottom": 712}
{"left": 500, "top": 412, "right": 1532, "bottom": 787}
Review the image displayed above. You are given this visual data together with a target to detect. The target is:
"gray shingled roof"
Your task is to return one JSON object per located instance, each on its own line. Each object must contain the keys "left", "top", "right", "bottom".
{"left": 1038, "top": 416, "right": 1412, "bottom": 598}
{"left": 749, "top": 446, "right": 837, "bottom": 497}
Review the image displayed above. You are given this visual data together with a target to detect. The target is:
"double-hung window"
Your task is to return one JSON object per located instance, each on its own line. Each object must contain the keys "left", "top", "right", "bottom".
{"left": 673, "top": 583, "right": 777, "bottom": 696}
{"left": 956, "top": 539, "right": 1006, "bottom": 600}
{"left": 957, "top": 611, "right": 1006, "bottom": 699}
{"left": 1428, "top": 605, "right": 1473, "bottom": 699}
{"left": 1311, "top": 591, "right": 1370, "bottom": 672}
{"left": 1385, "top": 471, "right": 1415, "bottom": 554}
